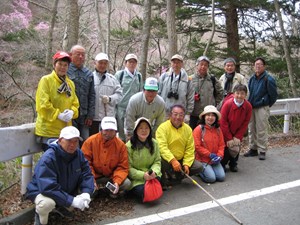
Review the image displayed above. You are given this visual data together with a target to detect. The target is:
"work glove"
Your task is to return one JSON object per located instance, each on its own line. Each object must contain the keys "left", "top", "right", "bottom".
{"left": 63, "top": 109, "right": 74, "bottom": 122}
{"left": 71, "top": 196, "right": 86, "bottom": 211}
{"left": 184, "top": 114, "right": 190, "bottom": 123}
{"left": 183, "top": 165, "right": 190, "bottom": 175}
{"left": 58, "top": 112, "right": 69, "bottom": 122}
{"left": 102, "top": 95, "right": 110, "bottom": 104}
{"left": 212, "top": 156, "right": 222, "bottom": 164}
{"left": 170, "top": 158, "right": 181, "bottom": 172}
{"left": 209, "top": 153, "right": 217, "bottom": 160}
{"left": 227, "top": 140, "right": 235, "bottom": 148}
{"left": 77, "top": 193, "right": 91, "bottom": 208}
{"left": 233, "top": 137, "right": 241, "bottom": 146}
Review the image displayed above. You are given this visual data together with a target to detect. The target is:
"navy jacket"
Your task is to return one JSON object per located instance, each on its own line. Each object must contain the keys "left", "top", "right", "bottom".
{"left": 67, "top": 63, "right": 95, "bottom": 122}
{"left": 248, "top": 71, "right": 278, "bottom": 108}
{"left": 26, "top": 142, "right": 94, "bottom": 207}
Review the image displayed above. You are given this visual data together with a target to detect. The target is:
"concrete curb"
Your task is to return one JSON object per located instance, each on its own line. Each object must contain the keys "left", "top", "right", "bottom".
{"left": 0, "top": 206, "right": 34, "bottom": 225}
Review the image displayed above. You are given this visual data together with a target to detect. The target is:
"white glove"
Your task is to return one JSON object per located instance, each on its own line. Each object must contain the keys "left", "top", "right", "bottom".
{"left": 63, "top": 109, "right": 74, "bottom": 122}
{"left": 71, "top": 196, "right": 86, "bottom": 211}
{"left": 233, "top": 137, "right": 241, "bottom": 146}
{"left": 77, "top": 193, "right": 91, "bottom": 208}
{"left": 102, "top": 95, "right": 110, "bottom": 104}
{"left": 112, "top": 183, "right": 119, "bottom": 195}
{"left": 184, "top": 114, "right": 190, "bottom": 123}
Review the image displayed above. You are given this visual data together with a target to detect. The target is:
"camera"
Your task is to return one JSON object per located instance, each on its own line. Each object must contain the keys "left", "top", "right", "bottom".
{"left": 167, "top": 91, "right": 179, "bottom": 100}
{"left": 194, "top": 92, "right": 200, "bottom": 101}
{"left": 105, "top": 181, "right": 116, "bottom": 193}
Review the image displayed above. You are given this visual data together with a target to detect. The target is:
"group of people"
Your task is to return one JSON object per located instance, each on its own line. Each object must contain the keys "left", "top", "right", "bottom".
{"left": 27, "top": 45, "right": 278, "bottom": 225}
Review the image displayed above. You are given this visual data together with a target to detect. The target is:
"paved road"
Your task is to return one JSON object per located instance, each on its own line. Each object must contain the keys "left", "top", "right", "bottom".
{"left": 88, "top": 145, "right": 300, "bottom": 225}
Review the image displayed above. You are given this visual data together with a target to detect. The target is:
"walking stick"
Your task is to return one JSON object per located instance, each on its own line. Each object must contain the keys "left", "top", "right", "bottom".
{"left": 180, "top": 169, "right": 243, "bottom": 225}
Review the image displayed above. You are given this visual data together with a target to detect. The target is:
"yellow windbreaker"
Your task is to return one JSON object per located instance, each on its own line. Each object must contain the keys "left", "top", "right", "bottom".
{"left": 156, "top": 120, "right": 195, "bottom": 167}
{"left": 35, "top": 70, "right": 79, "bottom": 138}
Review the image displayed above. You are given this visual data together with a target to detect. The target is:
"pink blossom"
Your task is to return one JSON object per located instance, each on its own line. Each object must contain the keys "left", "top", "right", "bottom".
{"left": 34, "top": 22, "right": 49, "bottom": 31}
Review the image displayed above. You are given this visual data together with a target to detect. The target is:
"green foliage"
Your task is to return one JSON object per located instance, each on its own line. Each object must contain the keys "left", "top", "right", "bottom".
{"left": 110, "top": 28, "right": 134, "bottom": 39}
{"left": 2, "top": 28, "right": 37, "bottom": 42}
{"left": 130, "top": 17, "right": 143, "bottom": 29}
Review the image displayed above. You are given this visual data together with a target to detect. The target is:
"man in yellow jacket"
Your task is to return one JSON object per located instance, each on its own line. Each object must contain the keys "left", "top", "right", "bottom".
{"left": 156, "top": 104, "right": 203, "bottom": 189}
{"left": 35, "top": 51, "right": 79, "bottom": 151}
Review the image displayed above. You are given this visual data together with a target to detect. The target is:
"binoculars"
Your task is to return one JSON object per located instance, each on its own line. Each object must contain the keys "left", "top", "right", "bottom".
{"left": 167, "top": 91, "right": 179, "bottom": 100}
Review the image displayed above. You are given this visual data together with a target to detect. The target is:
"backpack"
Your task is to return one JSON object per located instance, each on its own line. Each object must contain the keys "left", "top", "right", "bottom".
{"left": 119, "top": 70, "right": 142, "bottom": 86}
{"left": 210, "top": 75, "right": 217, "bottom": 98}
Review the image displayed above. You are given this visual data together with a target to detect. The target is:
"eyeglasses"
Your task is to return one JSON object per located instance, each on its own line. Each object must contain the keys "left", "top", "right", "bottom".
{"left": 171, "top": 112, "right": 185, "bottom": 118}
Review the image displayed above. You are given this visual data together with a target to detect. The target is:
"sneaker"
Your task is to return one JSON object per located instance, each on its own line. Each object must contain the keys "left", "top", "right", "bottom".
{"left": 259, "top": 152, "right": 266, "bottom": 160}
{"left": 244, "top": 149, "right": 258, "bottom": 157}
{"left": 52, "top": 206, "right": 74, "bottom": 219}
{"left": 229, "top": 166, "right": 238, "bottom": 172}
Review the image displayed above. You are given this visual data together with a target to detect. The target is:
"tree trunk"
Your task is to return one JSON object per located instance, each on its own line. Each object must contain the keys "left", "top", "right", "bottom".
{"left": 45, "top": 0, "right": 59, "bottom": 69}
{"left": 203, "top": 0, "right": 215, "bottom": 57}
{"left": 62, "top": 0, "right": 79, "bottom": 51}
{"left": 166, "top": 0, "right": 177, "bottom": 59}
{"left": 139, "top": 0, "right": 152, "bottom": 80}
{"left": 95, "top": 0, "right": 106, "bottom": 52}
{"left": 274, "top": 0, "right": 298, "bottom": 97}
{"left": 106, "top": 0, "right": 112, "bottom": 56}
{"left": 224, "top": 3, "right": 240, "bottom": 72}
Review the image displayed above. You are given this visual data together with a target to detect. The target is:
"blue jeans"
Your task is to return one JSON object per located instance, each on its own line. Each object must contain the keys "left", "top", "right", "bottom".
{"left": 199, "top": 162, "right": 225, "bottom": 183}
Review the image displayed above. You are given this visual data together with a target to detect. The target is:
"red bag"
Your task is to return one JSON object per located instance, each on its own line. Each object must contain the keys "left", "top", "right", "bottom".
{"left": 143, "top": 179, "right": 163, "bottom": 202}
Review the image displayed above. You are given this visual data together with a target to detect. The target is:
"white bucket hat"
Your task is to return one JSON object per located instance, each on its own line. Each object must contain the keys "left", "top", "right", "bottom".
{"left": 199, "top": 105, "right": 221, "bottom": 120}
{"left": 133, "top": 117, "right": 151, "bottom": 132}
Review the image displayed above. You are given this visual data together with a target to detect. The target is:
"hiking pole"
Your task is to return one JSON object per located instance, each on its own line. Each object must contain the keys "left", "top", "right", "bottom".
{"left": 180, "top": 169, "right": 243, "bottom": 225}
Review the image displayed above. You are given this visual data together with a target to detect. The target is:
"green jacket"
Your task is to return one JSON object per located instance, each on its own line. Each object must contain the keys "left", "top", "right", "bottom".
{"left": 126, "top": 139, "right": 162, "bottom": 189}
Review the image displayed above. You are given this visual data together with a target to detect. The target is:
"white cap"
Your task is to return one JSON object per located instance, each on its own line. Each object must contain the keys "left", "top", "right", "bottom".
{"left": 59, "top": 126, "right": 83, "bottom": 141}
{"left": 101, "top": 117, "right": 118, "bottom": 131}
{"left": 196, "top": 56, "right": 210, "bottom": 65}
{"left": 171, "top": 54, "right": 183, "bottom": 61}
{"left": 144, "top": 77, "right": 159, "bottom": 91}
{"left": 95, "top": 53, "right": 109, "bottom": 61}
{"left": 125, "top": 53, "right": 138, "bottom": 61}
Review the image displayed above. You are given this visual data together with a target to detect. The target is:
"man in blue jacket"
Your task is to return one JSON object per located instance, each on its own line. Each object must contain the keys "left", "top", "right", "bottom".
{"left": 244, "top": 57, "right": 278, "bottom": 160}
{"left": 26, "top": 126, "right": 94, "bottom": 225}
{"left": 68, "top": 45, "right": 96, "bottom": 143}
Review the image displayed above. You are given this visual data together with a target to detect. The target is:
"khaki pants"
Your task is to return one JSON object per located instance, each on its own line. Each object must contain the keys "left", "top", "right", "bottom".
{"left": 248, "top": 106, "right": 270, "bottom": 153}
{"left": 34, "top": 194, "right": 56, "bottom": 224}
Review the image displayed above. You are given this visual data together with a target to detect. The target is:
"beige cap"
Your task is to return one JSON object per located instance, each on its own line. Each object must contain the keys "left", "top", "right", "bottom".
{"left": 171, "top": 54, "right": 183, "bottom": 62}
{"left": 125, "top": 53, "right": 138, "bottom": 61}
{"left": 199, "top": 105, "right": 221, "bottom": 120}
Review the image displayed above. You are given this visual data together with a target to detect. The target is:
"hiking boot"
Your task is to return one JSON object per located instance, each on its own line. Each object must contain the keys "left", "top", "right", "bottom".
{"left": 230, "top": 166, "right": 238, "bottom": 172}
{"left": 52, "top": 206, "right": 74, "bottom": 219}
{"left": 259, "top": 152, "right": 266, "bottom": 160}
{"left": 244, "top": 149, "right": 258, "bottom": 157}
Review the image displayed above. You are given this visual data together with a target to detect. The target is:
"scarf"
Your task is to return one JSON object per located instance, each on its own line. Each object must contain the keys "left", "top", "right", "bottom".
{"left": 224, "top": 72, "right": 235, "bottom": 96}
{"left": 57, "top": 76, "right": 71, "bottom": 97}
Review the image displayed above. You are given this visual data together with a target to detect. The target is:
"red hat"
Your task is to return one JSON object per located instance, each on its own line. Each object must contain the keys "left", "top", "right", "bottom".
{"left": 52, "top": 51, "right": 71, "bottom": 63}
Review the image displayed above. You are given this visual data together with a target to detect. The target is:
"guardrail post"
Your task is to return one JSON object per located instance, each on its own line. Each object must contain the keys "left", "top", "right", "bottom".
{"left": 21, "top": 155, "right": 33, "bottom": 195}
{"left": 283, "top": 114, "right": 290, "bottom": 134}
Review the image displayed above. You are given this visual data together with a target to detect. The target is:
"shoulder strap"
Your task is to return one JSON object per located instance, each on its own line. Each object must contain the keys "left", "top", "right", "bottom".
{"left": 210, "top": 75, "right": 216, "bottom": 98}
{"left": 201, "top": 124, "right": 205, "bottom": 142}
{"left": 119, "top": 70, "right": 125, "bottom": 85}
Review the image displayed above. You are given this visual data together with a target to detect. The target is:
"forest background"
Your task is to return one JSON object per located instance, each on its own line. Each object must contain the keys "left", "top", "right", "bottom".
{"left": 0, "top": 0, "right": 300, "bottom": 191}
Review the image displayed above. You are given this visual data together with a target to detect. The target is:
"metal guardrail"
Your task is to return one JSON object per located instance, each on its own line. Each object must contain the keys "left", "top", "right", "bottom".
{"left": 0, "top": 98, "right": 299, "bottom": 194}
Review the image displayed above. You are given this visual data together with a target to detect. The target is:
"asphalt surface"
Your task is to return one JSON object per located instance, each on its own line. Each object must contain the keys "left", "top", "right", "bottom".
{"left": 95, "top": 145, "right": 300, "bottom": 225}
{"left": 1, "top": 145, "right": 299, "bottom": 225}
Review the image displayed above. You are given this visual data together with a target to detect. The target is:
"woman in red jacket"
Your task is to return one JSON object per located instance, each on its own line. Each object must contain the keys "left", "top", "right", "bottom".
{"left": 193, "top": 105, "right": 225, "bottom": 183}
{"left": 220, "top": 84, "right": 252, "bottom": 172}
